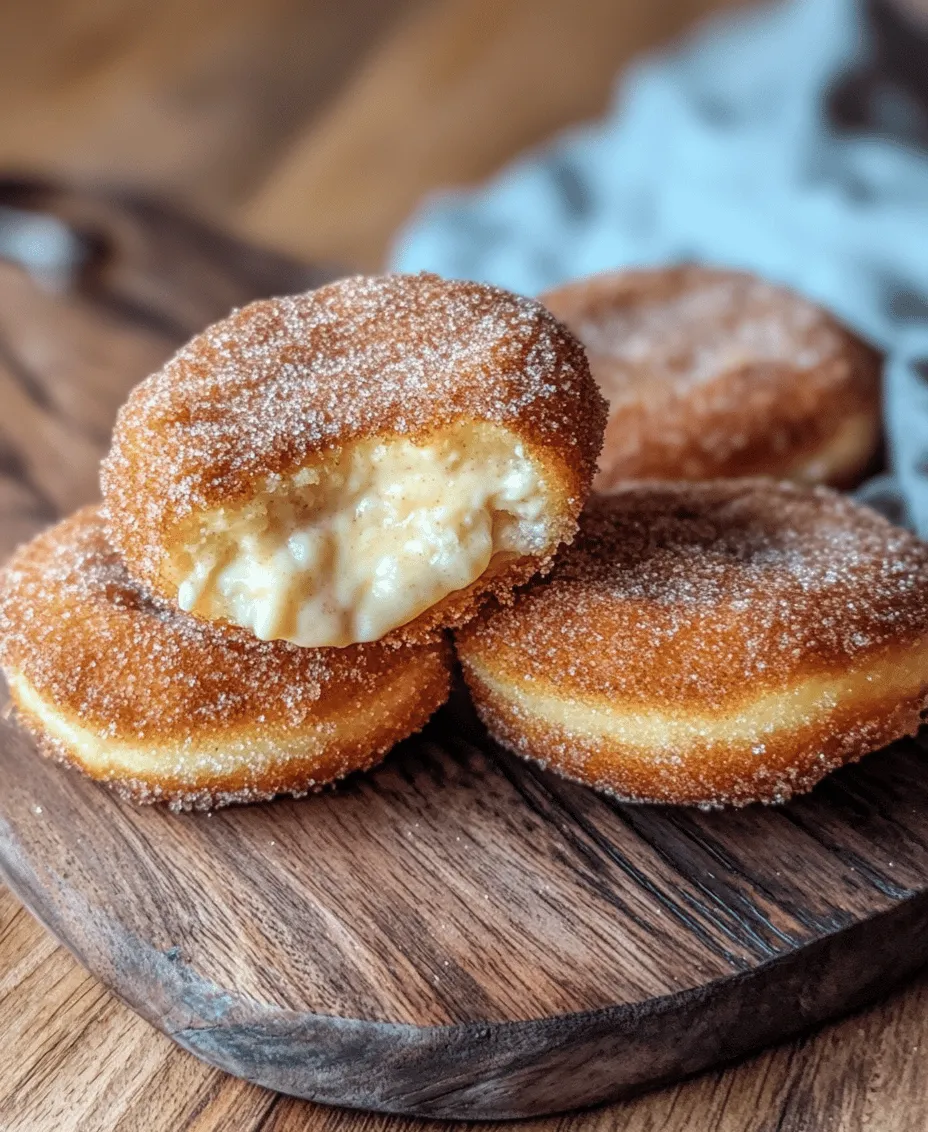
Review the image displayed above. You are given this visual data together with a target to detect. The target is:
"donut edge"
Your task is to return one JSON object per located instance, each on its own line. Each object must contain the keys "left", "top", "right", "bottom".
{"left": 457, "top": 641, "right": 928, "bottom": 808}
{"left": 3, "top": 641, "right": 453, "bottom": 811}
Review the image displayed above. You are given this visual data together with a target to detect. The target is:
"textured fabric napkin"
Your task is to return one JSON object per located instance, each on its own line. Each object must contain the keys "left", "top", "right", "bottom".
{"left": 392, "top": 0, "right": 928, "bottom": 533}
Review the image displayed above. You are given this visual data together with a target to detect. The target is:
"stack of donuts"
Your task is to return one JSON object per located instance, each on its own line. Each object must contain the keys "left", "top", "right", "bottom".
{"left": 3, "top": 266, "right": 928, "bottom": 811}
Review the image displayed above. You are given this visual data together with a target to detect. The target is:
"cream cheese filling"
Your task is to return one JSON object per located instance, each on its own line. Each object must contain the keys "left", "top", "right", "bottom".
{"left": 170, "top": 423, "right": 550, "bottom": 648}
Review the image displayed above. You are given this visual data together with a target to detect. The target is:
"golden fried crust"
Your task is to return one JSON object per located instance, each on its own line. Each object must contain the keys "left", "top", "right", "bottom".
{"left": 0, "top": 508, "right": 453, "bottom": 809}
{"left": 101, "top": 272, "right": 607, "bottom": 614}
{"left": 455, "top": 482, "right": 928, "bottom": 807}
{"left": 541, "top": 267, "right": 882, "bottom": 492}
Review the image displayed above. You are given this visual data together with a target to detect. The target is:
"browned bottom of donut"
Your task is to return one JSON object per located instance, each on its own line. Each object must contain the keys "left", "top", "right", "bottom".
{"left": 6, "top": 648, "right": 450, "bottom": 811}
{"left": 461, "top": 640, "right": 928, "bottom": 807}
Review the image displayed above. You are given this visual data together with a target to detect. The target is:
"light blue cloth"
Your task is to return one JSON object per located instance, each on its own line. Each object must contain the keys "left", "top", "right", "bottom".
{"left": 392, "top": 0, "right": 928, "bottom": 532}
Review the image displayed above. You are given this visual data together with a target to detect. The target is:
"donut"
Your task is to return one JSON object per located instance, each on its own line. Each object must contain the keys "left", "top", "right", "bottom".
{"left": 541, "top": 266, "right": 882, "bottom": 493}
{"left": 0, "top": 508, "right": 453, "bottom": 810}
{"left": 101, "top": 273, "right": 606, "bottom": 649}
{"left": 455, "top": 481, "right": 928, "bottom": 808}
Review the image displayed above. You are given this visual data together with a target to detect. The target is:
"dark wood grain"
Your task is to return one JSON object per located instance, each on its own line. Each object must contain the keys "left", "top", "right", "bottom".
{"left": 4, "top": 690, "right": 928, "bottom": 1119}
{"left": 3, "top": 180, "right": 928, "bottom": 1123}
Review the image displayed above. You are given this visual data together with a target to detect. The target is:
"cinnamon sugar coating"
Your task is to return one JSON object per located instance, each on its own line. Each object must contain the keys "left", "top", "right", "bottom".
{"left": 0, "top": 509, "right": 453, "bottom": 809}
{"left": 101, "top": 272, "right": 606, "bottom": 642}
{"left": 542, "top": 266, "right": 882, "bottom": 492}
{"left": 456, "top": 481, "right": 928, "bottom": 807}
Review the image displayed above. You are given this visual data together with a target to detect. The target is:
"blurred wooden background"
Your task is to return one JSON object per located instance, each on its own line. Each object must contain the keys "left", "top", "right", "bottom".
{"left": 2, "top": 1, "right": 927, "bottom": 1130}
{"left": 0, "top": 0, "right": 741, "bottom": 269}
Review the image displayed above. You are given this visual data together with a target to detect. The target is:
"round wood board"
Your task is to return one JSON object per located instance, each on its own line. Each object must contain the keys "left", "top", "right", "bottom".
{"left": 1, "top": 178, "right": 928, "bottom": 1121}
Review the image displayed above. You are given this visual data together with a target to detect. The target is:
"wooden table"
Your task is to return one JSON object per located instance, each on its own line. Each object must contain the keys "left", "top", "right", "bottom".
{"left": 0, "top": 2, "right": 926, "bottom": 1128}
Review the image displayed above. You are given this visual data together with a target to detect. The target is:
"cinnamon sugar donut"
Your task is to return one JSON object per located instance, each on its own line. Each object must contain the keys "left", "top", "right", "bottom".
{"left": 0, "top": 508, "right": 452, "bottom": 810}
{"left": 101, "top": 273, "right": 606, "bottom": 648}
{"left": 541, "top": 267, "right": 881, "bottom": 493}
{"left": 456, "top": 481, "right": 928, "bottom": 807}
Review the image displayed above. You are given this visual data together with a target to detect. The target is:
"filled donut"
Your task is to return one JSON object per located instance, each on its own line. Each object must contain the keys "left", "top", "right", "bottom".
{"left": 0, "top": 508, "right": 453, "bottom": 810}
{"left": 101, "top": 272, "right": 606, "bottom": 648}
{"left": 456, "top": 481, "right": 928, "bottom": 807}
{"left": 541, "top": 266, "right": 881, "bottom": 493}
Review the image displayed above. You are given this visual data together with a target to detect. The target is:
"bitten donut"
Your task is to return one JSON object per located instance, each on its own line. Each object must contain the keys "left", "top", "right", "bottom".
{"left": 541, "top": 266, "right": 882, "bottom": 493}
{"left": 0, "top": 508, "right": 452, "bottom": 810}
{"left": 456, "top": 481, "right": 928, "bottom": 807}
{"left": 101, "top": 273, "right": 606, "bottom": 648}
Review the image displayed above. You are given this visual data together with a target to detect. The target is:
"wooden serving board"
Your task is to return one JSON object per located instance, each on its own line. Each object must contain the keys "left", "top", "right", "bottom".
{"left": 2, "top": 178, "right": 928, "bottom": 1122}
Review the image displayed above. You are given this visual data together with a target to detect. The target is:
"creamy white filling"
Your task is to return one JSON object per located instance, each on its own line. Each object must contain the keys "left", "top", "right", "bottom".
{"left": 171, "top": 424, "right": 549, "bottom": 648}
